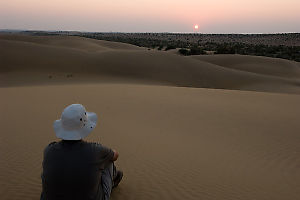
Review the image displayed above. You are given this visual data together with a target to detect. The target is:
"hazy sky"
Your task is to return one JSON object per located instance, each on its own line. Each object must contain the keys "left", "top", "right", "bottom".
{"left": 0, "top": 0, "right": 299, "bottom": 33}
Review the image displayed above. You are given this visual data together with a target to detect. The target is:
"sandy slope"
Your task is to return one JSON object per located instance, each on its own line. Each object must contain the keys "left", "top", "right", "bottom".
{"left": 0, "top": 34, "right": 142, "bottom": 51}
{"left": 191, "top": 54, "right": 300, "bottom": 79}
{"left": 0, "top": 84, "right": 299, "bottom": 200}
{"left": 1, "top": 34, "right": 300, "bottom": 93}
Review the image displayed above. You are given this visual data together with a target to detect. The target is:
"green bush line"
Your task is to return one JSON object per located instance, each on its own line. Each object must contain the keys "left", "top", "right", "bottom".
{"left": 178, "top": 43, "right": 300, "bottom": 62}
{"left": 79, "top": 34, "right": 300, "bottom": 62}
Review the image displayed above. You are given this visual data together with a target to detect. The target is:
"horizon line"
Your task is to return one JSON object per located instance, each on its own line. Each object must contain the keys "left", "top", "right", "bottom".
{"left": 0, "top": 29, "right": 300, "bottom": 35}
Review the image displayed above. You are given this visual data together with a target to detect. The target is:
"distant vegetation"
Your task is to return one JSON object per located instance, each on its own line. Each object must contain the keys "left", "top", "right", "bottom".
{"left": 19, "top": 31, "right": 300, "bottom": 62}
{"left": 77, "top": 32, "right": 300, "bottom": 62}
{"left": 177, "top": 43, "right": 300, "bottom": 62}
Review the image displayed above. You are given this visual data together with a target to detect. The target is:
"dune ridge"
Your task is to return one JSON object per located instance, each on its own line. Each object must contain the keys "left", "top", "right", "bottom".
{"left": 1, "top": 34, "right": 300, "bottom": 93}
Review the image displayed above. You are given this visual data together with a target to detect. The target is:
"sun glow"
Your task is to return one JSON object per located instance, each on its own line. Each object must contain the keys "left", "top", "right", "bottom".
{"left": 194, "top": 24, "right": 199, "bottom": 30}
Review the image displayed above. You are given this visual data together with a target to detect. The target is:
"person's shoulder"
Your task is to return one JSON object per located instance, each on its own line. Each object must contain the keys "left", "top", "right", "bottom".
{"left": 45, "top": 141, "right": 58, "bottom": 148}
{"left": 43, "top": 141, "right": 59, "bottom": 154}
{"left": 48, "top": 141, "right": 58, "bottom": 146}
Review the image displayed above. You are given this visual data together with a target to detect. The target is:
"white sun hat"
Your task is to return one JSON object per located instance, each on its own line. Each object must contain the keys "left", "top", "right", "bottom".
{"left": 53, "top": 104, "right": 98, "bottom": 140}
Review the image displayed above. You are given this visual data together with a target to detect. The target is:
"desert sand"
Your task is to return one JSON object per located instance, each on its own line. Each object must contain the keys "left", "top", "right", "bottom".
{"left": 0, "top": 34, "right": 299, "bottom": 200}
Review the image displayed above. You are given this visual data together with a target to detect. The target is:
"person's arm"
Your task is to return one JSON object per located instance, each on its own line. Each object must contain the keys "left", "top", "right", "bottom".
{"left": 112, "top": 149, "right": 119, "bottom": 161}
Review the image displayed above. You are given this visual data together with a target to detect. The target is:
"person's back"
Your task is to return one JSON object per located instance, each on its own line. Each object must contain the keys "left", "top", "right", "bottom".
{"left": 41, "top": 104, "right": 123, "bottom": 200}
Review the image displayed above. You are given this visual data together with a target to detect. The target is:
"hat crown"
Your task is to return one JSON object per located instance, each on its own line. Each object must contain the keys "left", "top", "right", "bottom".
{"left": 61, "top": 104, "right": 88, "bottom": 130}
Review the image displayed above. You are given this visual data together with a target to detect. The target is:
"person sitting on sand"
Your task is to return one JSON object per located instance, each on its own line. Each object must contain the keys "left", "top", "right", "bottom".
{"left": 41, "top": 104, "right": 123, "bottom": 200}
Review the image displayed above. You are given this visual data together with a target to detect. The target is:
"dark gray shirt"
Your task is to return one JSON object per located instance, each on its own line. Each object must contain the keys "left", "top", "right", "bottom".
{"left": 41, "top": 140, "right": 114, "bottom": 200}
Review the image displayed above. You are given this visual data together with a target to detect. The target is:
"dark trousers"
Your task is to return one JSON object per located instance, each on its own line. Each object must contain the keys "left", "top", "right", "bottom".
{"left": 101, "top": 162, "right": 117, "bottom": 200}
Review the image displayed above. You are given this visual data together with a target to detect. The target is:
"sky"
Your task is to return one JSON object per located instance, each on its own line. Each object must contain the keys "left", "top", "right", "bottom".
{"left": 0, "top": 0, "right": 299, "bottom": 33}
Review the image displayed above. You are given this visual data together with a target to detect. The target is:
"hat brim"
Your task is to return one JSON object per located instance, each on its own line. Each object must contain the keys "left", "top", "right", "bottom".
{"left": 54, "top": 112, "right": 98, "bottom": 140}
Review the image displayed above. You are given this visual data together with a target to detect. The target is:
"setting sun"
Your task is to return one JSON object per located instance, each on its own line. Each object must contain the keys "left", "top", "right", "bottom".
{"left": 194, "top": 25, "right": 199, "bottom": 30}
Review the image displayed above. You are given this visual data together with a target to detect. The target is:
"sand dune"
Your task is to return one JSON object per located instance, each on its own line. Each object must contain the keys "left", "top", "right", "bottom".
{"left": 0, "top": 34, "right": 300, "bottom": 200}
{"left": 192, "top": 54, "right": 300, "bottom": 79}
{"left": 1, "top": 34, "right": 300, "bottom": 93}
{"left": 0, "top": 84, "right": 299, "bottom": 200}
{"left": 0, "top": 34, "right": 141, "bottom": 51}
